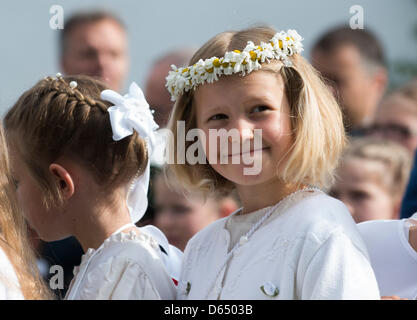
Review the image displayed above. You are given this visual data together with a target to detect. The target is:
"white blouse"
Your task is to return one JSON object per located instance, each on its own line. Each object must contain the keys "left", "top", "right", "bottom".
{"left": 178, "top": 190, "right": 380, "bottom": 300}
{"left": 0, "top": 245, "right": 24, "bottom": 300}
{"left": 65, "top": 228, "right": 177, "bottom": 300}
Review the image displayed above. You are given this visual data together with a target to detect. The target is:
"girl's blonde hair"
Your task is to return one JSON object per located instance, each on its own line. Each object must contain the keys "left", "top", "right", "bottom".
{"left": 340, "top": 137, "right": 412, "bottom": 200}
{"left": 4, "top": 75, "right": 148, "bottom": 208}
{"left": 0, "top": 125, "right": 52, "bottom": 299}
{"left": 167, "top": 26, "right": 346, "bottom": 194}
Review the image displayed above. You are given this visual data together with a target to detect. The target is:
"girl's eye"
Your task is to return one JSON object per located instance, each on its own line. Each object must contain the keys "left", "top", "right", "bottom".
{"left": 251, "top": 105, "right": 270, "bottom": 113}
{"left": 208, "top": 114, "right": 228, "bottom": 121}
{"left": 351, "top": 191, "right": 368, "bottom": 201}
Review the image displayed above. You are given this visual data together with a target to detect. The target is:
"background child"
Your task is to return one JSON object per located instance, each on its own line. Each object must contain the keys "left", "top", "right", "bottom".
{"left": 153, "top": 167, "right": 239, "bottom": 251}
{"left": 0, "top": 125, "right": 52, "bottom": 300}
{"left": 166, "top": 26, "right": 380, "bottom": 299}
{"left": 4, "top": 74, "right": 179, "bottom": 300}
{"left": 367, "top": 78, "right": 417, "bottom": 155}
{"left": 329, "top": 137, "right": 412, "bottom": 223}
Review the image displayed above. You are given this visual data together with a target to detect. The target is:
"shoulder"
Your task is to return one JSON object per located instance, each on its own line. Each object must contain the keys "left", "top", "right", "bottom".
{"left": 277, "top": 191, "right": 367, "bottom": 252}
{"left": 90, "top": 231, "right": 166, "bottom": 271}
{"left": 74, "top": 232, "right": 176, "bottom": 299}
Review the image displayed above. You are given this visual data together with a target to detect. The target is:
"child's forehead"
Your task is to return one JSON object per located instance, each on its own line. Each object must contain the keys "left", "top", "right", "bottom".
{"left": 342, "top": 157, "right": 390, "bottom": 186}
{"left": 378, "top": 94, "right": 417, "bottom": 117}
{"left": 194, "top": 70, "right": 285, "bottom": 106}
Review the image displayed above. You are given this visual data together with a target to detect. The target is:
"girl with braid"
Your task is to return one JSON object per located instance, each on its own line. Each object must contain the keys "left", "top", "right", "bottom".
{"left": 4, "top": 74, "right": 180, "bottom": 300}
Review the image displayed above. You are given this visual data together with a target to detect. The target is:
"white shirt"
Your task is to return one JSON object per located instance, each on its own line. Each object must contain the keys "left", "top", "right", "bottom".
{"left": 0, "top": 245, "right": 24, "bottom": 300}
{"left": 65, "top": 228, "right": 176, "bottom": 300}
{"left": 357, "top": 213, "right": 417, "bottom": 299}
{"left": 178, "top": 190, "right": 380, "bottom": 300}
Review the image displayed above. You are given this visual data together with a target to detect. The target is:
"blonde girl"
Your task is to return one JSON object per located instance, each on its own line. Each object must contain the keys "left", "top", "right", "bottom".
{"left": 166, "top": 26, "right": 380, "bottom": 299}
{"left": 4, "top": 75, "right": 180, "bottom": 300}
{"left": 0, "top": 124, "right": 52, "bottom": 299}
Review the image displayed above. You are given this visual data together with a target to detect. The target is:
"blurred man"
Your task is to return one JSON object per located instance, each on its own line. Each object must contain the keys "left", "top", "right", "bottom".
{"left": 60, "top": 11, "right": 129, "bottom": 91}
{"left": 144, "top": 48, "right": 195, "bottom": 128}
{"left": 311, "top": 26, "right": 387, "bottom": 134}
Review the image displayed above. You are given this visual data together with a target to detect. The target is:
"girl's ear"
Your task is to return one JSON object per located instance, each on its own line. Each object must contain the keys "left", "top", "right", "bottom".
{"left": 49, "top": 163, "right": 75, "bottom": 200}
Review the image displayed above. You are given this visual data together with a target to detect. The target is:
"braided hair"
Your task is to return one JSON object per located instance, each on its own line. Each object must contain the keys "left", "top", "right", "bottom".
{"left": 4, "top": 75, "right": 147, "bottom": 208}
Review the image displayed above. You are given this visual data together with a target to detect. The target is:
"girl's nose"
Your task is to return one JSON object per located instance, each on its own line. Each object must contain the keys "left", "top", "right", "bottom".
{"left": 229, "top": 119, "right": 254, "bottom": 142}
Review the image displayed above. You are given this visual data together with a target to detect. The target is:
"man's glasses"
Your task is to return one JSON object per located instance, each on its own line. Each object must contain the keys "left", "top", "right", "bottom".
{"left": 364, "top": 123, "right": 417, "bottom": 140}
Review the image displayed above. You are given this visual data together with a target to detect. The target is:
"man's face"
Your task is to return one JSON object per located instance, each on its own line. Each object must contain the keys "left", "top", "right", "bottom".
{"left": 312, "top": 44, "right": 384, "bottom": 130}
{"left": 145, "top": 62, "right": 174, "bottom": 128}
{"left": 61, "top": 19, "right": 129, "bottom": 91}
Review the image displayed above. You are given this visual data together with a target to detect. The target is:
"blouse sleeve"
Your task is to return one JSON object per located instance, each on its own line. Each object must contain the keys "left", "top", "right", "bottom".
{"left": 78, "top": 256, "right": 163, "bottom": 300}
{"left": 0, "top": 247, "right": 24, "bottom": 300}
{"left": 298, "top": 231, "right": 381, "bottom": 300}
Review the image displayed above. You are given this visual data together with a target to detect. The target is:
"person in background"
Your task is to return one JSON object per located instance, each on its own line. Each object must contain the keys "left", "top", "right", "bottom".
{"left": 311, "top": 26, "right": 387, "bottom": 134}
{"left": 329, "top": 137, "right": 411, "bottom": 223}
{"left": 153, "top": 168, "right": 239, "bottom": 251}
{"left": 367, "top": 78, "right": 417, "bottom": 155}
{"left": 396, "top": 79, "right": 417, "bottom": 219}
{"left": 38, "top": 10, "right": 131, "bottom": 298}
{"left": 140, "top": 48, "right": 195, "bottom": 226}
{"left": 60, "top": 10, "right": 129, "bottom": 92}
{"left": 144, "top": 48, "right": 195, "bottom": 128}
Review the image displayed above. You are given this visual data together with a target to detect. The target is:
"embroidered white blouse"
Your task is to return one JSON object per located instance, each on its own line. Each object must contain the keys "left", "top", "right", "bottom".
{"left": 65, "top": 228, "right": 177, "bottom": 300}
{"left": 0, "top": 246, "right": 24, "bottom": 300}
{"left": 178, "top": 190, "right": 380, "bottom": 300}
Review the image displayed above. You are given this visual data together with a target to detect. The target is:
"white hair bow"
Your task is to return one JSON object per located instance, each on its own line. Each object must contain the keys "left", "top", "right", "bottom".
{"left": 101, "top": 82, "right": 159, "bottom": 224}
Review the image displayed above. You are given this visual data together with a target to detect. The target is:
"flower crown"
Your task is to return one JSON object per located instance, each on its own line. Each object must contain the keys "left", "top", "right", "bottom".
{"left": 166, "top": 29, "right": 304, "bottom": 101}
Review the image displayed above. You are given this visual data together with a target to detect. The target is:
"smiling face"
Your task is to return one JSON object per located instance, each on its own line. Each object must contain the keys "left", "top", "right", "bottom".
{"left": 194, "top": 70, "right": 293, "bottom": 187}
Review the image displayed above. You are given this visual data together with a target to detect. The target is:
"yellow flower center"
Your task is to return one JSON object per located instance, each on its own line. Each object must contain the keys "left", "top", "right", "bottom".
{"left": 233, "top": 50, "right": 241, "bottom": 54}
{"left": 213, "top": 58, "right": 221, "bottom": 68}
{"left": 182, "top": 68, "right": 189, "bottom": 73}
{"left": 249, "top": 51, "right": 257, "bottom": 61}
{"left": 279, "top": 40, "right": 283, "bottom": 49}
{"left": 206, "top": 67, "right": 214, "bottom": 73}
